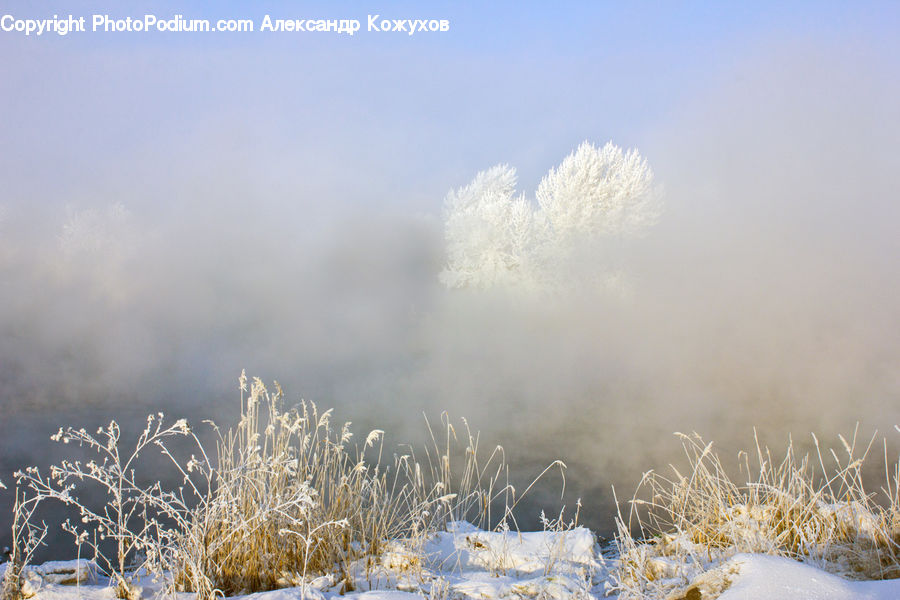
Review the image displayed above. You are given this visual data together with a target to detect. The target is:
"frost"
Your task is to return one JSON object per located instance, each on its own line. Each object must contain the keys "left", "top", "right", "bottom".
{"left": 441, "top": 142, "right": 661, "bottom": 291}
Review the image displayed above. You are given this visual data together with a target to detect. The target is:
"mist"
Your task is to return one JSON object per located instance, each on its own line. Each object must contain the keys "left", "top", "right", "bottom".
{"left": 2, "top": 32, "right": 899, "bottom": 549}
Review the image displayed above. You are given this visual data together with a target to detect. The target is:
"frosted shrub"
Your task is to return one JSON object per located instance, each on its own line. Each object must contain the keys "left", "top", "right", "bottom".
{"left": 15, "top": 414, "right": 197, "bottom": 599}
{"left": 441, "top": 141, "right": 661, "bottom": 290}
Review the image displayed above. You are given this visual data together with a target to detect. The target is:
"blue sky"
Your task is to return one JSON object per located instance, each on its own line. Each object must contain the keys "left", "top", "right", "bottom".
{"left": 2, "top": 1, "right": 898, "bottom": 220}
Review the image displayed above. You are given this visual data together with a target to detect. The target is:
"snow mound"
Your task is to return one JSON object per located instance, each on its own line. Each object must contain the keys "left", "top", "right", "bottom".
{"left": 719, "top": 554, "right": 900, "bottom": 600}
{"left": 350, "top": 521, "right": 602, "bottom": 600}
{"left": 420, "top": 521, "right": 598, "bottom": 575}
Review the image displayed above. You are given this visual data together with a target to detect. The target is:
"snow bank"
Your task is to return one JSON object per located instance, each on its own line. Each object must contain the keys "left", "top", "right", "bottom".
{"left": 360, "top": 521, "right": 603, "bottom": 600}
{"left": 718, "top": 554, "right": 900, "bottom": 600}
{"left": 10, "top": 526, "right": 900, "bottom": 600}
{"left": 419, "top": 521, "right": 598, "bottom": 574}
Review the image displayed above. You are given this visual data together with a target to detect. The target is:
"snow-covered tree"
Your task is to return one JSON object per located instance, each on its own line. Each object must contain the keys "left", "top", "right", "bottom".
{"left": 59, "top": 202, "right": 133, "bottom": 258}
{"left": 440, "top": 165, "right": 536, "bottom": 289}
{"left": 441, "top": 141, "right": 660, "bottom": 290}
{"left": 536, "top": 141, "right": 660, "bottom": 240}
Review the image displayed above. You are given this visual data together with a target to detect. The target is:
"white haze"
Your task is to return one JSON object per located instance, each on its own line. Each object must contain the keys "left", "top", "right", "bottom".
{"left": 1, "top": 40, "right": 899, "bottom": 542}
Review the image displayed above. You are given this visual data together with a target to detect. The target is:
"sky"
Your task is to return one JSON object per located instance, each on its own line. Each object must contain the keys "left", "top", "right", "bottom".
{"left": 3, "top": 1, "right": 896, "bottom": 214}
{"left": 1, "top": 1, "right": 900, "bottom": 542}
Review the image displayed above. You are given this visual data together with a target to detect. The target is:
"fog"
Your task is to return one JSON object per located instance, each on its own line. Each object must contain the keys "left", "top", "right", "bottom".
{"left": 1, "top": 36, "right": 899, "bottom": 549}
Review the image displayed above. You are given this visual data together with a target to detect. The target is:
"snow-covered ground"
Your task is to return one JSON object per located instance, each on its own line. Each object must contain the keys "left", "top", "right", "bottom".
{"left": 718, "top": 554, "right": 900, "bottom": 600}
{"left": 4, "top": 523, "right": 900, "bottom": 600}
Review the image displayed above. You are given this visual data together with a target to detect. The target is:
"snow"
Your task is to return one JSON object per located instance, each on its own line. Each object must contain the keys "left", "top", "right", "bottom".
{"left": 5, "top": 525, "right": 900, "bottom": 600}
{"left": 0, "top": 560, "right": 112, "bottom": 600}
{"left": 342, "top": 593, "right": 424, "bottom": 600}
{"left": 718, "top": 554, "right": 900, "bottom": 600}
{"left": 419, "top": 520, "right": 598, "bottom": 573}
{"left": 345, "top": 520, "right": 603, "bottom": 600}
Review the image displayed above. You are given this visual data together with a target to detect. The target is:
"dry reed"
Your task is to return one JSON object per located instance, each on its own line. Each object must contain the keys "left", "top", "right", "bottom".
{"left": 610, "top": 428, "right": 900, "bottom": 599}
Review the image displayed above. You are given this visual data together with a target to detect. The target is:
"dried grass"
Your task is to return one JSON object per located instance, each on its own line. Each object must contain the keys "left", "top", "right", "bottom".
{"left": 4, "top": 372, "right": 565, "bottom": 600}
{"left": 610, "top": 427, "right": 900, "bottom": 599}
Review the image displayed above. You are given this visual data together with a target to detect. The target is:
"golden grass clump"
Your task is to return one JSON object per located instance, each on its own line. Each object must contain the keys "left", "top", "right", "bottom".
{"left": 170, "top": 372, "right": 542, "bottom": 599}
{"left": 610, "top": 428, "right": 900, "bottom": 599}
{"left": 6, "top": 371, "right": 557, "bottom": 600}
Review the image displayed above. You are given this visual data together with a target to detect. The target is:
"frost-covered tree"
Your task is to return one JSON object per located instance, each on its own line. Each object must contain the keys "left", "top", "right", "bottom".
{"left": 56, "top": 202, "right": 139, "bottom": 303}
{"left": 441, "top": 141, "right": 660, "bottom": 290}
{"left": 439, "top": 165, "right": 536, "bottom": 289}
{"left": 59, "top": 202, "right": 133, "bottom": 258}
{"left": 536, "top": 141, "right": 659, "bottom": 240}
